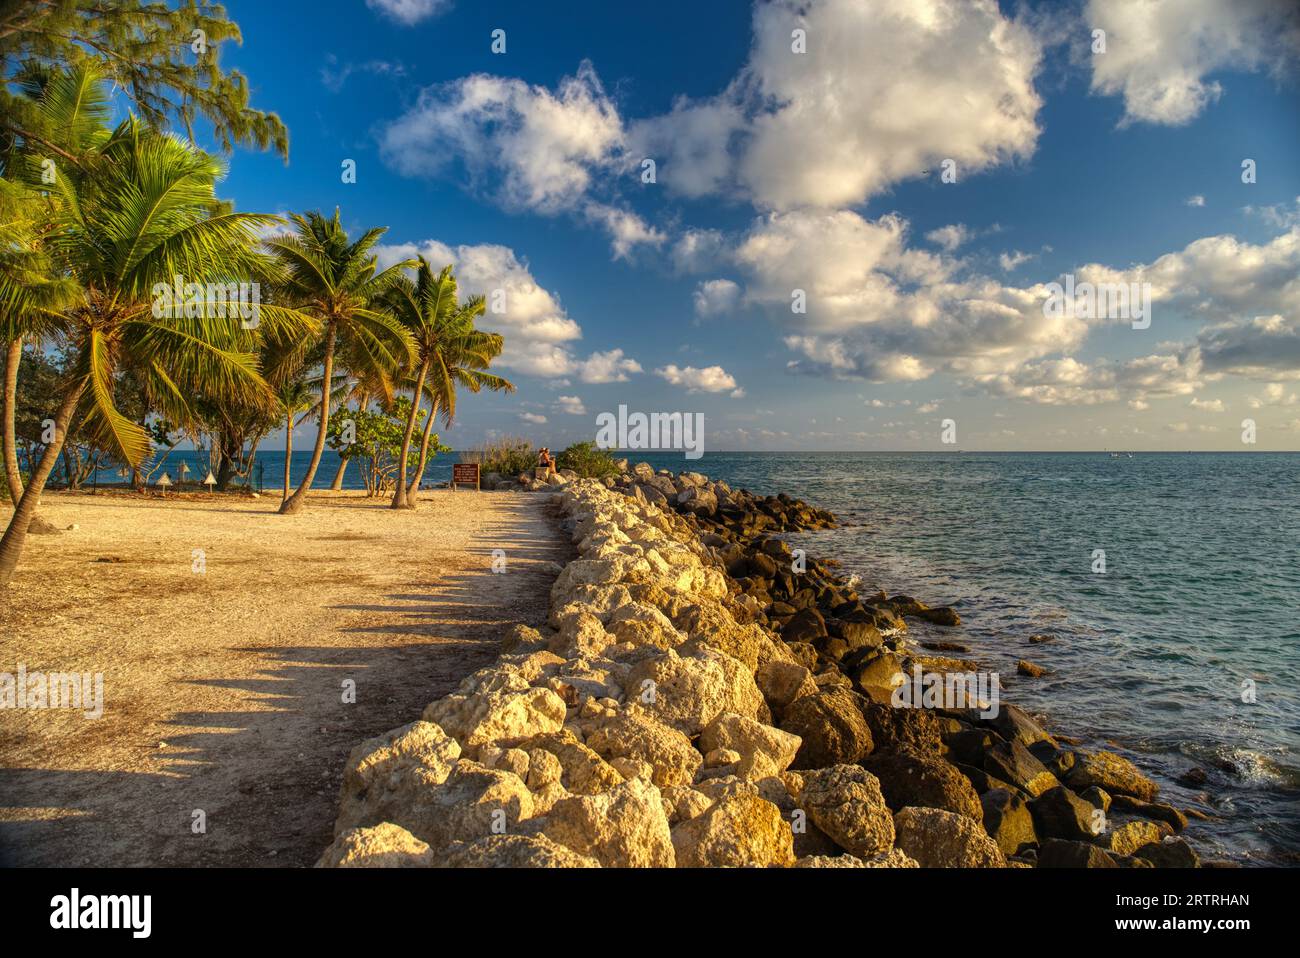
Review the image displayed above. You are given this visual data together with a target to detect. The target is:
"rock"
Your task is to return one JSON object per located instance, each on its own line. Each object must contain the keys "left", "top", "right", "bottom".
{"left": 835, "top": 620, "right": 883, "bottom": 650}
{"left": 863, "top": 751, "right": 983, "bottom": 822}
{"left": 1104, "top": 820, "right": 1166, "bottom": 857}
{"left": 526, "top": 748, "right": 563, "bottom": 789}
{"left": 1176, "top": 767, "right": 1208, "bottom": 788}
{"left": 980, "top": 788, "right": 1037, "bottom": 856}
{"left": 335, "top": 721, "right": 462, "bottom": 835}
{"left": 850, "top": 650, "right": 904, "bottom": 691}
{"left": 1080, "top": 786, "right": 1111, "bottom": 811}
{"left": 983, "top": 740, "right": 1059, "bottom": 797}
{"left": 1037, "top": 838, "right": 1118, "bottom": 868}
{"left": 1027, "top": 633, "right": 1053, "bottom": 644}
{"left": 1110, "top": 794, "right": 1188, "bottom": 831}
{"left": 660, "top": 785, "right": 713, "bottom": 826}
{"left": 316, "top": 823, "right": 434, "bottom": 867}
{"left": 798, "top": 765, "right": 895, "bottom": 859}
{"left": 443, "top": 834, "right": 600, "bottom": 868}
{"left": 703, "top": 747, "right": 742, "bottom": 768}
{"left": 861, "top": 701, "right": 943, "bottom": 756}
{"left": 1017, "top": 660, "right": 1048, "bottom": 677}
{"left": 699, "top": 712, "right": 802, "bottom": 779}
{"left": 423, "top": 683, "right": 567, "bottom": 749}
{"left": 986, "top": 704, "right": 1056, "bottom": 749}
{"left": 892, "top": 806, "right": 1006, "bottom": 868}
{"left": 625, "top": 647, "right": 763, "bottom": 736}
{"left": 544, "top": 779, "right": 675, "bottom": 868}
{"left": 916, "top": 606, "right": 961, "bottom": 627}
{"left": 584, "top": 708, "right": 703, "bottom": 788}
{"left": 1067, "top": 751, "right": 1160, "bottom": 802}
{"left": 754, "top": 660, "right": 819, "bottom": 719}
{"left": 794, "top": 849, "right": 919, "bottom": 868}
{"left": 1030, "top": 786, "right": 1103, "bottom": 842}
{"left": 517, "top": 730, "right": 624, "bottom": 795}
{"left": 783, "top": 607, "right": 827, "bottom": 644}
{"left": 779, "top": 688, "right": 874, "bottom": 769}
{"left": 671, "top": 793, "right": 795, "bottom": 867}
{"left": 1134, "top": 837, "right": 1200, "bottom": 868}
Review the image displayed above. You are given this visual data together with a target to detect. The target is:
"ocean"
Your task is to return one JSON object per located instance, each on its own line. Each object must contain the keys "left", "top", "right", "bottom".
{"left": 628, "top": 450, "right": 1300, "bottom": 866}
{"left": 97, "top": 448, "right": 1300, "bottom": 863}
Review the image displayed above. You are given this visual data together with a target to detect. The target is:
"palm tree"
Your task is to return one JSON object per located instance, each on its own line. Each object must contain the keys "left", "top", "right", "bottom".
{"left": 383, "top": 260, "right": 458, "bottom": 509}
{"left": 1, "top": 65, "right": 103, "bottom": 531}
{"left": 0, "top": 108, "right": 311, "bottom": 588}
{"left": 274, "top": 377, "right": 315, "bottom": 501}
{"left": 263, "top": 210, "right": 414, "bottom": 515}
{"left": 404, "top": 297, "right": 514, "bottom": 507}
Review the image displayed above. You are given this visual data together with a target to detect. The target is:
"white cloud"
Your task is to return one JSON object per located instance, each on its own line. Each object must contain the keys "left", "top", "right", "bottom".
{"left": 693, "top": 279, "right": 741, "bottom": 318}
{"left": 575, "top": 349, "right": 642, "bottom": 384}
{"left": 380, "top": 62, "right": 624, "bottom": 215}
{"left": 518, "top": 412, "right": 548, "bottom": 425}
{"left": 1197, "top": 314, "right": 1300, "bottom": 379}
{"left": 366, "top": 0, "right": 452, "bottom": 26}
{"left": 554, "top": 395, "right": 586, "bottom": 415}
{"left": 655, "top": 364, "right": 741, "bottom": 393}
{"left": 671, "top": 228, "right": 727, "bottom": 274}
{"left": 1188, "top": 397, "right": 1225, "bottom": 411}
{"left": 1248, "top": 382, "right": 1299, "bottom": 407}
{"left": 375, "top": 240, "right": 641, "bottom": 381}
{"left": 1087, "top": 0, "right": 1300, "bottom": 125}
{"left": 974, "top": 352, "right": 1203, "bottom": 406}
{"left": 628, "top": 97, "right": 746, "bottom": 199}
{"left": 998, "top": 250, "right": 1036, "bottom": 271}
{"left": 926, "top": 225, "right": 971, "bottom": 252}
{"left": 1245, "top": 197, "right": 1300, "bottom": 229}
{"left": 582, "top": 203, "right": 665, "bottom": 260}
{"left": 1186, "top": 194, "right": 1206, "bottom": 207}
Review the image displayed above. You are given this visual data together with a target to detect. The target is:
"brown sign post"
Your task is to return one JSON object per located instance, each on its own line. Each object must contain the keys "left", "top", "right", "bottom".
{"left": 452, "top": 462, "right": 481, "bottom": 491}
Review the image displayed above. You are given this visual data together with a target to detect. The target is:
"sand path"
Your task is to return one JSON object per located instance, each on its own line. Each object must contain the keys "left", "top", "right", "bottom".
{"left": 0, "top": 488, "right": 568, "bottom": 867}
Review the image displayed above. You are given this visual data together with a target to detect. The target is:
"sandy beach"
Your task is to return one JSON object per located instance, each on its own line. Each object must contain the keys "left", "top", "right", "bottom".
{"left": 0, "top": 489, "right": 569, "bottom": 867}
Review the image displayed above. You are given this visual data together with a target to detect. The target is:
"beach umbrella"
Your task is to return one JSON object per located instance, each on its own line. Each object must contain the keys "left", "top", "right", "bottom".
{"left": 203, "top": 471, "right": 217, "bottom": 493}
{"left": 157, "top": 472, "right": 172, "bottom": 496}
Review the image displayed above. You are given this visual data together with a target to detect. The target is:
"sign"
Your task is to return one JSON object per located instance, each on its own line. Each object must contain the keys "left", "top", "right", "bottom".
{"left": 452, "top": 462, "right": 481, "bottom": 491}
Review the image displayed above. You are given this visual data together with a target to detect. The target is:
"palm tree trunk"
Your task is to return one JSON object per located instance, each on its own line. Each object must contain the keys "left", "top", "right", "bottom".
{"left": 2, "top": 338, "right": 59, "bottom": 536}
{"left": 406, "top": 397, "right": 439, "bottom": 508}
{"left": 0, "top": 380, "right": 85, "bottom": 588}
{"left": 278, "top": 322, "right": 336, "bottom": 515}
{"left": 391, "top": 362, "right": 429, "bottom": 510}
{"left": 282, "top": 413, "right": 293, "bottom": 501}
{"left": 330, "top": 457, "right": 348, "bottom": 490}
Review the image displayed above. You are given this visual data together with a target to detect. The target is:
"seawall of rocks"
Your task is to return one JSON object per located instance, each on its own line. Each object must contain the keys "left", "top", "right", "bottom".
{"left": 318, "top": 466, "right": 1201, "bottom": 868}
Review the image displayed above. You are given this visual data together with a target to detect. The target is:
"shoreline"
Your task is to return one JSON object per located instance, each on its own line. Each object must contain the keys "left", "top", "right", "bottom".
{"left": 318, "top": 464, "right": 1208, "bottom": 868}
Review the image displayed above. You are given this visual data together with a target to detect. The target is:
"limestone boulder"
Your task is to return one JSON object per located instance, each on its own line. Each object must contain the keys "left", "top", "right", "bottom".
{"left": 335, "top": 721, "right": 462, "bottom": 835}
{"left": 543, "top": 779, "right": 675, "bottom": 868}
{"left": 892, "top": 806, "right": 1006, "bottom": 868}
{"left": 797, "top": 764, "right": 894, "bottom": 859}
{"left": 583, "top": 707, "right": 703, "bottom": 787}
{"left": 670, "top": 793, "right": 795, "bottom": 867}
{"left": 316, "top": 823, "right": 434, "bottom": 867}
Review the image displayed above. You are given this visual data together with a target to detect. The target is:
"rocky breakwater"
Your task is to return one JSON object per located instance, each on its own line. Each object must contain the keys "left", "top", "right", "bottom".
{"left": 318, "top": 467, "right": 1200, "bottom": 868}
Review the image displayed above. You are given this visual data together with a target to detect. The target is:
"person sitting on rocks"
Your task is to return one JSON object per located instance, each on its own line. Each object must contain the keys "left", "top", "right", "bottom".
{"left": 537, "top": 447, "right": 556, "bottom": 478}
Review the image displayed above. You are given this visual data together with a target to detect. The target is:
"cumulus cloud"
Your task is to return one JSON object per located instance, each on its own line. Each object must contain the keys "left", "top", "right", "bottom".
{"left": 1248, "top": 382, "right": 1299, "bottom": 407}
{"left": 554, "top": 395, "right": 587, "bottom": 415}
{"left": 583, "top": 203, "right": 665, "bottom": 260}
{"left": 974, "top": 352, "right": 1204, "bottom": 406}
{"left": 375, "top": 240, "right": 640, "bottom": 381}
{"left": 693, "top": 279, "right": 741, "bottom": 319}
{"left": 655, "top": 364, "right": 741, "bottom": 393}
{"left": 671, "top": 228, "right": 728, "bottom": 274}
{"left": 380, "top": 62, "right": 624, "bottom": 215}
{"left": 734, "top": 0, "right": 1043, "bottom": 209}
{"left": 1186, "top": 195, "right": 1206, "bottom": 207}
{"left": 1197, "top": 314, "right": 1300, "bottom": 379}
{"left": 998, "top": 250, "right": 1036, "bottom": 271}
{"left": 366, "top": 0, "right": 452, "bottom": 26}
{"left": 926, "top": 225, "right": 971, "bottom": 252}
{"left": 1087, "top": 0, "right": 1300, "bottom": 125}
{"left": 1188, "top": 397, "right": 1225, "bottom": 411}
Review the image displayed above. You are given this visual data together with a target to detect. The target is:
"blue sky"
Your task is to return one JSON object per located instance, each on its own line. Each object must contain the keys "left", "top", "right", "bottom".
{"left": 203, "top": 0, "right": 1300, "bottom": 451}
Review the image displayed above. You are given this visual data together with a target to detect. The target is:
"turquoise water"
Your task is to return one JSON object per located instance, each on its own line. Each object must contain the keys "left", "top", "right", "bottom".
{"left": 95, "top": 448, "right": 1299, "bottom": 862}
{"left": 630, "top": 451, "right": 1300, "bottom": 865}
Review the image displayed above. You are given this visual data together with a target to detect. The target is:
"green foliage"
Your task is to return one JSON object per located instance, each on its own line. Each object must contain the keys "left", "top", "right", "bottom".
{"left": 463, "top": 436, "right": 535, "bottom": 477}
{"left": 326, "top": 398, "right": 446, "bottom": 496}
{"left": 557, "top": 441, "right": 620, "bottom": 478}
{"left": 1, "top": 0, "right": 289, "bottom": 160}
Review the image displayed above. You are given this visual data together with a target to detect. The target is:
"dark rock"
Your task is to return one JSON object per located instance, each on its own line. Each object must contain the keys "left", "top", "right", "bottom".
{"left": 783, "top": 607, "right": 827, "bottom": 644}
{"left": 1017, "top": 659, "right": 1048, "bottom": 677}
{"left": 1038, "top": 838, "right": 1118, "bottom": 868}
{"left": 850, "top": 651, "right": 904, "bottom": 691}
{"left": 1030, "top": 786, "right": 1101, "bottom": 842}
{"left": 1027, "top": 633, "right": 1054, "bottom": 644}
{"left": 1135, "top": 838, "right": 1200, "bottom": 868}
{"left": 861, "top": 701, "right": 943, "bottom": 756}
{"left": 747, "top": 552, "right": 778, "bottom": 579}
{"left": 916, "top": 606, "right": 961, "bottom": 627}
{"left": 946, "top": 728, "right": 1006, "bottom": 767}
{"left": 1066, "top": 751, "right": 1159, "bottom": 802}
{"left": 779, "top": 688, "right": 874, "bottom": 769}
{"left": 1176, "top": 767, "right": 1208, "bottom": 788}
{"left": 981, "top": 788, "right": 1038, "bottom": 856}
{"left": 1027, "top": 741, "right": 1076, "bottom": 779}
{"left": 984, "top": 740, "right": 1059, "bottom": 797}
{"left": 986, "top": 704, "right": 1056, "bottom": 749}
{"left": 834, "top": 620, "right": 883, "bottom": 651}
{"left": 1110, "top": 795, "right": 1188, "bottom": 832}
{"left": 863, "top": 751, "right": 983, "bottom": 822}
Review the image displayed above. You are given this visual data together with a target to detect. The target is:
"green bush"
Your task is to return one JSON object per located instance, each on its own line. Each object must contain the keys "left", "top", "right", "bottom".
{"left": 557, "top": 441, "right": 620, "bottom": 478}
{"left": 464, "top": 436, "right": 536, "bottom": 476}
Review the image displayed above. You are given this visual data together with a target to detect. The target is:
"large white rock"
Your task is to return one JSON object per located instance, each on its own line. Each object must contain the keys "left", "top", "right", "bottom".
{"left": 699, "top": 712, "right": 802, "bottom": 780}
{"left": 335, "top": 721, "right": 461, "bottom": 836}
{"left": 424, "top": 684, "right": 567, "bottom": 749}
{"left": 798, "top": 764, "right": 895, "bottom": 859}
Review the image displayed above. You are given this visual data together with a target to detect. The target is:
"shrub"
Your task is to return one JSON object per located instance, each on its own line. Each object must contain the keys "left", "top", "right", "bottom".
{"left": 557, "top": 441, "right": 620, "bottom": 478}
{"left": 463, "top": 436, "right": 536, "bottom": 476}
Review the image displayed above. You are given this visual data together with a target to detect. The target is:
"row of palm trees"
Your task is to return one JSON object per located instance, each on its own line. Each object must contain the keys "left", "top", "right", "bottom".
{"left": 0, "top": 64, "right": 513, "bottom": 588}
